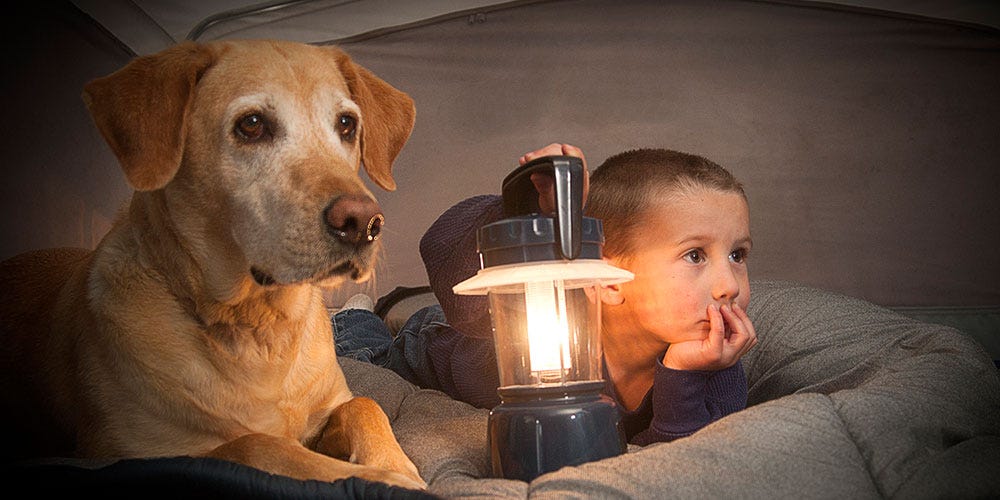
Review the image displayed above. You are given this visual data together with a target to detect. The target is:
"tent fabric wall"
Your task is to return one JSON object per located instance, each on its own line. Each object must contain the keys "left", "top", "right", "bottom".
{"left": 325, "top": 0, "right": 1000, "bottom": 312}
{"left": 1, "top": 3, "right": 133, "bottom": 264}
{"left": 71, "top": 0, "right": 1000, "bottom": 55}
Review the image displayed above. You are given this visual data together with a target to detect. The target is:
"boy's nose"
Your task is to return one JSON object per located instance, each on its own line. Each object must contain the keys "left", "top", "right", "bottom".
{"left": 712, "top": 264, "right": 741, "bottom": 303}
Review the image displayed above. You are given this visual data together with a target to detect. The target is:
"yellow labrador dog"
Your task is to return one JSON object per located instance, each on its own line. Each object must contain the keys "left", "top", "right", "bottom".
{"left": 0, "top": 39, "right": 424, "bottom": 489}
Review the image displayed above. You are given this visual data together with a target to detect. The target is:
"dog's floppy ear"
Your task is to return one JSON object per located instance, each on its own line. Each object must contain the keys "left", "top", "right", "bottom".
{"left": 82, "top": 42, "right": 214, "bottom": 191}
{"left": 335, "top": 51, "right": 416, "bottom": 192}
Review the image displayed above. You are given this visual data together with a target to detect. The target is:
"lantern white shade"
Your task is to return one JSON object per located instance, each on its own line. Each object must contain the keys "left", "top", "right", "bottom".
{"left": 452, "top": 259, "right": 633, "bottom": 295}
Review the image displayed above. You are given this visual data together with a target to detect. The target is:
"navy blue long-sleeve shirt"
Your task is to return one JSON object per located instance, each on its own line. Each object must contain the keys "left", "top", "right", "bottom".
{"left": 416, "top": 195, "right": 747, "bottom": 445}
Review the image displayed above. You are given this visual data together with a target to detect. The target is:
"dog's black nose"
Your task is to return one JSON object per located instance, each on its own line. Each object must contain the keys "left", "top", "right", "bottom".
{"left": 325, "top": 194, "right": 384, "bottom": 245}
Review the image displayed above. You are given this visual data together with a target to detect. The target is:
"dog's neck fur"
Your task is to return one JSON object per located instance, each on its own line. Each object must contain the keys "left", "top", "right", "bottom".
{"left": 125, "top": 189, "right": 321, "bottom": 352}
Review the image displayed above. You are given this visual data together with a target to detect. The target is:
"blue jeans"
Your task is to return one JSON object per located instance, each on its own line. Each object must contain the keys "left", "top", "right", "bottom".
{"left": 332, "top": 308, "right": 392, "bottom": 364}
{"left": 332, "top": 305, "right": 449, "bottom": 390}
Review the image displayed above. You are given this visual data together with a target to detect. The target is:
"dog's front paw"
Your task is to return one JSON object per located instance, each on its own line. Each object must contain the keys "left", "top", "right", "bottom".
{"left": 357, "top": 464, "right": 427, "bottom": 491}
{"left": 365, "top": 452, "right": 426, "bottom": 490}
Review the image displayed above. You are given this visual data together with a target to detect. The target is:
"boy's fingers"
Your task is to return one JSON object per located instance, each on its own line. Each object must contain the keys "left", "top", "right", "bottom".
{"left": 706, "top": 304, "right": 727, "bottom": 349}
{"left": 520, "top": 142, "right": 567, "bottom": 164}
{"left": 732, "top": 303, "right": 753, "bottom": 329}
{"left": 719, "top": 305, "right": 756, "bottom": 360}
{"left": 732, "top": 303, "right": 758, "bottom": 344}
{"left": 718, "top": 304, "right": 740, "bottom": 337}
{"left": 519, "top": 143, "right": 590, "bottom": 203}
{"left": 530, "top": 172, "right": 554, "bottom": 193}
{"left": 561, "top": 144, "right": 587, "bottom": 164}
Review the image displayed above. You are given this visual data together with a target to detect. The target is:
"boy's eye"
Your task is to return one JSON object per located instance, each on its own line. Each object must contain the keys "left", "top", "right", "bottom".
{"left": 683, "top": 250, "right": 704, "bottom": 264}
{"left": 730, "top": 248, "right": 748, "bottom": 264}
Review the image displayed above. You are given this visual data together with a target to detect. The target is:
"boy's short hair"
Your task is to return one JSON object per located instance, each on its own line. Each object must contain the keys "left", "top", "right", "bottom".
{"left": 585, "top": 148, "right": 745, "bottom": 261}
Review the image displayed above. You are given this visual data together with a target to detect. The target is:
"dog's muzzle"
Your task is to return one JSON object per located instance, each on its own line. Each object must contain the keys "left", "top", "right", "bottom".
{"left": 248, "top": 195, "right": 384, "bottom": 287}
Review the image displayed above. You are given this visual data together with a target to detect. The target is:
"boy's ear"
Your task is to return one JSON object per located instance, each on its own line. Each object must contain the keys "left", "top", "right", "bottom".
{"left": 599, "top": 257, "right": 628, "bottom": 305}
{"left": 599, "top": 282, "right": 625, "bottom": 306}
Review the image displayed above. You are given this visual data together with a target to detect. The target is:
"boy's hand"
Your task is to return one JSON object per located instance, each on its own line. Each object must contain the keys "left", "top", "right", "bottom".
{"left": 662, "top": 303, "right": 757, "bottom": 371}
{"left": 518, "top": 143, "right": 589, "bottom": 215}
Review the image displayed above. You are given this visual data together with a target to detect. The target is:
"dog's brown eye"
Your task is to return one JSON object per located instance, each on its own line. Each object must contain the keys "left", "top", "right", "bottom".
{"left": 337, "top": 114, "right": 357, "bottom": 142}
{"left": 235, "top": 113, "right": 270, "bottom": 142}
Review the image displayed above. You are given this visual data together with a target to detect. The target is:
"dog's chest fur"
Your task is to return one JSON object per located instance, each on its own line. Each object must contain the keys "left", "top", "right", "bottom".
{"left": 74, "top": 230, "right": 348, "bottom": 456}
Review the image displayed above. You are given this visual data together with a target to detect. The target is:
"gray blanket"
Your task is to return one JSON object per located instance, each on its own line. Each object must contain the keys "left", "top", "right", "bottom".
{"left": 343, "top": 280, "right": 1000, "bottom": 499}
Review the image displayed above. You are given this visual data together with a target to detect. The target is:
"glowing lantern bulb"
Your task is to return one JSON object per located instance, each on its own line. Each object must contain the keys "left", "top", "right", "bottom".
{"left": 524, "top": 279, "right": 571, "bottom": 380}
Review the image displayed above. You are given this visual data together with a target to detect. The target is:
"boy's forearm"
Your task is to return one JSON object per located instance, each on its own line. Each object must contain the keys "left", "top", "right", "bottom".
{"left": 636, "top": 360, "right": 747, "bottom": 445}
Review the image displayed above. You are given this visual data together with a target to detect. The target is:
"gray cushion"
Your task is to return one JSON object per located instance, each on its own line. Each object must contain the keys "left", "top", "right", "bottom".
{"left": 344, "top": 279, "right": 1000, "bottom": 498}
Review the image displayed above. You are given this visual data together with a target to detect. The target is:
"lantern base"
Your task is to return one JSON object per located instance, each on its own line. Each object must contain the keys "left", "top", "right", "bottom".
{"left": 487, "top": 381, "right": 625, "bottom": 481}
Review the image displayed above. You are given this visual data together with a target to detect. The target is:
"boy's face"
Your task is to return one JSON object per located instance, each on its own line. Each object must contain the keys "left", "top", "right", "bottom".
{"left": 609, "top": 188, "right": 751, "bottom": 346}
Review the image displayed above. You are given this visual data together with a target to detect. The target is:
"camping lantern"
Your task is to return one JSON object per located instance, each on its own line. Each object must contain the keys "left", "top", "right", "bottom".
{"left": 453, "top": 155, "right": 633, "bottom": 481}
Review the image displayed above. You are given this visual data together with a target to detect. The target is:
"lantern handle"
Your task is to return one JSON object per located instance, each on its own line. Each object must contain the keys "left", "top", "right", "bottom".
{"left": 501, "top": 155, "right": 584, "bottom": 260}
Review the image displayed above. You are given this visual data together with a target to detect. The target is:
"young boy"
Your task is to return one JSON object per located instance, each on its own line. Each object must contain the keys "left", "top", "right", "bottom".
{"left": 334, "top": 143, "right": 757, "bottom": 445}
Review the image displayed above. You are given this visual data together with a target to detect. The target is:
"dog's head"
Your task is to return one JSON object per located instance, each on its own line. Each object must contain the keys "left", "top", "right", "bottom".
{"left": 81, "top": 40, "right": 415, "bottom": 288}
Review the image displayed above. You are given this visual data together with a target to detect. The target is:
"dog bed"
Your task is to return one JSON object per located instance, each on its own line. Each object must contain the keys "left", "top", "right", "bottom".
{"left": 10, "top": 279, "right": 999, "bottom": 498}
